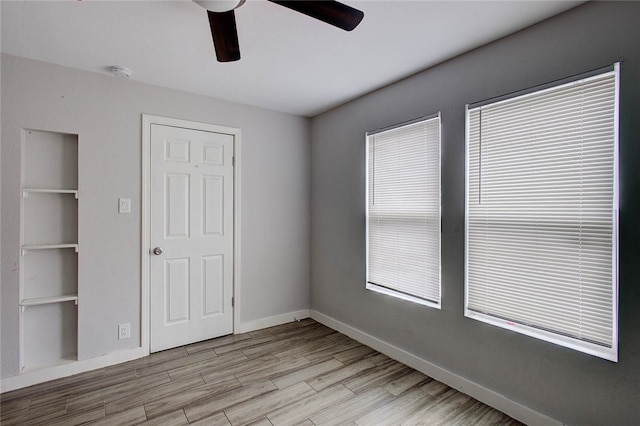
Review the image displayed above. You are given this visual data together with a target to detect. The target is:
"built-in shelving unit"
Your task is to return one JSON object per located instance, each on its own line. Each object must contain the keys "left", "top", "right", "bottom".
{"left": 20, "top": 129, "right": 79, "bottom": 372}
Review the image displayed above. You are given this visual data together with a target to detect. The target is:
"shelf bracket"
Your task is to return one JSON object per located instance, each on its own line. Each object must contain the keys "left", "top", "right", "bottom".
{"left": 74, "top": 245, "right": 79, "bottom": 253}
{"left": 20, "top": 305, "right": 26, "bottom": 312}
{"left": 21, "top": 248, "right": 28, "bottom": 256}
{"left": 74, "top": 191, "right": 79, "bottom": 200}
{"left": 22, "top": 191, "right": 29, "bottom": 199}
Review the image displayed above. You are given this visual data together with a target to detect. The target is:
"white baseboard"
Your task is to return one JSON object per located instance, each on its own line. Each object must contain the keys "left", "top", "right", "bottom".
{"left": 238, "top": 309, "right": 310, "bottom": 334}
{"left": 1, "top": 347, "right": 147, "bottom": 393}
{"left": 310, "top": 310, "right": 561, "bottom": 426}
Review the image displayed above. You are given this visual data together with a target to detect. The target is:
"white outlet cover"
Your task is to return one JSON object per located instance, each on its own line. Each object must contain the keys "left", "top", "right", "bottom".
{"left": 118, "top": 198, "right": 131, "bottom": 214}
{"left": 118, "top": 323, "right": 131, "bottom": 339}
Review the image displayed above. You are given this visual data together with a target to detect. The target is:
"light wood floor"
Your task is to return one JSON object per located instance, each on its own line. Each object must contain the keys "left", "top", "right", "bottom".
{"left": 1, "top": 319, "right": 524, "bottom": 425}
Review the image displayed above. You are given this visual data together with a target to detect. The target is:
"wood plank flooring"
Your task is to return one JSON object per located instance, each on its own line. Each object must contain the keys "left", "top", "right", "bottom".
{"left": 0, "top": 319, "right": 524, "bottom": 426}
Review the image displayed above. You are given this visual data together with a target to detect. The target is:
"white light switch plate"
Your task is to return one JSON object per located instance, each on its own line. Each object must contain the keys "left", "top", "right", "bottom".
{"left": 118, "top": 198, "right": 131, "bottom": 214}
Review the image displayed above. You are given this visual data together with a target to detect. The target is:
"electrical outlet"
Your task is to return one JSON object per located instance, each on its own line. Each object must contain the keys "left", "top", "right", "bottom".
{"left": 118, "top": 323, "right": 131, "bottom": 340}
{"left": 118, "top": 198, "right": 131, "bottom": 214}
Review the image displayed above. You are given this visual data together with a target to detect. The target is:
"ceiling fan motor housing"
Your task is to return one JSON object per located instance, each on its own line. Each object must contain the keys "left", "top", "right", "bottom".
{"left": 194, "top": 0, "right": 245, "bottom": 13}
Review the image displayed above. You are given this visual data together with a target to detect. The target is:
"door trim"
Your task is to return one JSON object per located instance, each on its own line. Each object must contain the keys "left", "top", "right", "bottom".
{"left": 141, "top": 114, "right": 241, "bottom": 356}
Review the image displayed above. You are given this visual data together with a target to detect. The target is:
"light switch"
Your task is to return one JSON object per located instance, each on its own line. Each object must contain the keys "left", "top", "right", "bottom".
{"left": 118, "top": 198, "right": 131, "bottom": 214}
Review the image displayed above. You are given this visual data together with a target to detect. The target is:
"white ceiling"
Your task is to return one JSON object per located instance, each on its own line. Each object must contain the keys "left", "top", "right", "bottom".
{"left": 1, "top": 0, "right": 582, "bottom": 117}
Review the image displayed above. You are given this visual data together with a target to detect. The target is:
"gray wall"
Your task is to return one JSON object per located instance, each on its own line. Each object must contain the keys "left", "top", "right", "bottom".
{"left": 310, "top": 2, "right": 640, "bottom": 424}
{"left": 1, "top": 54, "right": 310, "bottom": 378}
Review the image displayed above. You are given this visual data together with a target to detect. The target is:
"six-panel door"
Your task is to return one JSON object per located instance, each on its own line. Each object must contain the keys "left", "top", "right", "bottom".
{"left": 150, "top": 124, "right": 234, "bottom": 352}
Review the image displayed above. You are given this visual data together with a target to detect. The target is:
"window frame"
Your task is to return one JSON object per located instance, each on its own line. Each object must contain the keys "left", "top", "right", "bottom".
{"left": 365, "top": 113, "right": 442, "bottom": 309}
{"left": 464, "top": 64, "right": 620, "bottom": 361}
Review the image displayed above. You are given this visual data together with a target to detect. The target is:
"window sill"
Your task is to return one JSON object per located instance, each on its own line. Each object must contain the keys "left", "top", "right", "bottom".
{"left": 366, "top": 283, "right": 441, "bottom": 310}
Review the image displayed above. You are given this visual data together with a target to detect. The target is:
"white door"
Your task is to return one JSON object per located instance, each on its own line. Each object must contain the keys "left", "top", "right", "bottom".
{"left": 150, "top": 124, "right": 234, "bottom": 352}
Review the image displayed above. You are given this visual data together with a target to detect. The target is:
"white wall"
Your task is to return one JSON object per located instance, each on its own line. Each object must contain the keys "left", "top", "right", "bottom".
{"left": 1, "top": 54, "right": 310, "bottom": 379}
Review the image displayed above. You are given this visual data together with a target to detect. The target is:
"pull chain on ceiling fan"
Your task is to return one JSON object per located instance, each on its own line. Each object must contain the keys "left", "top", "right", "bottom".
{"left": 194, "top": 0, "right": 365, "bottom": 62}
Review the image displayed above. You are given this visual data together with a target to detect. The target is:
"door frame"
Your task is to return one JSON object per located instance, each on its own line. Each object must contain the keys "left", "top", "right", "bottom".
{"left": 141, "top": 114, "right": 242, "bottom": 355}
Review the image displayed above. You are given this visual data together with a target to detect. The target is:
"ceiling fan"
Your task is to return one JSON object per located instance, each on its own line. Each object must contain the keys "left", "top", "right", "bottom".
{"left": 193, "top": 0, "right": 365, "bottom": 62}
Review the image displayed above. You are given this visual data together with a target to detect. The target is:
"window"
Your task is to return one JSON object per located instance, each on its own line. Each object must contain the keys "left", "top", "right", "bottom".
{"left": 366, "top": 114, "right": 441, "bottom": 307}
{"left": 465, "top": 65, "right": 619, "bottom": 361}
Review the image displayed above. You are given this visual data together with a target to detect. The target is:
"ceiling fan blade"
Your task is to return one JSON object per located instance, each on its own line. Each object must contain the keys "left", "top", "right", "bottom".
{"left": 267, "top": 1, "right": 364, "bottom": 31}
{"left": 207, "top": 9, "right": 240, "bottom": 62}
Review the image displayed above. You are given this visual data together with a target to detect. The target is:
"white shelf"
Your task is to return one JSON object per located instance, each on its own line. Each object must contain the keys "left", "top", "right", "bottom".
{"left": 20, "top": 357, "right": 77, "bottom": 374}
{"left": 22, "top": 189, "right": 78, "bottom": 199}
{"left": 20, "top": 294, "right": 78, "bottom": 309}
{"left": 21, "top": 244, "right": 78, "bottom": 255}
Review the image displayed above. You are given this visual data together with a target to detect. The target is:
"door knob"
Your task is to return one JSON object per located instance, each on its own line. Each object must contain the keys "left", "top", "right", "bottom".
{"left": 152, "top": 247, "right": 163, "bottom": 255}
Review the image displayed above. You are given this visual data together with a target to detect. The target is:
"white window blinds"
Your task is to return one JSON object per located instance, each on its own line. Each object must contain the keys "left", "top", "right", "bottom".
{"left": 465, "top": 65, "right": 619, "bottom": 361}
{"left": 367, "top": 115, "right": 441, "bottom": 306}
